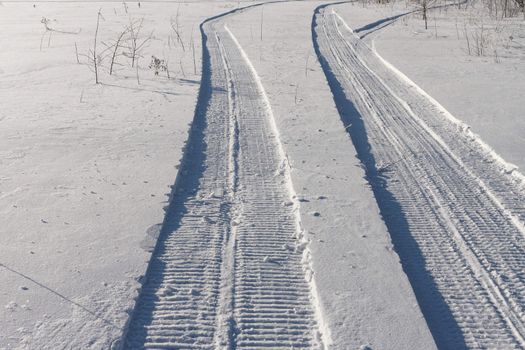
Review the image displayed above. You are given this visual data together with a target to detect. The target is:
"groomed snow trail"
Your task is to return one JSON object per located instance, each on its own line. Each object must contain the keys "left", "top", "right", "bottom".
{"left": 314, "top": 6, "right": 525, "bottom": 349}
{"left": 124, "top": 9, "right": 321, "bottom": 350}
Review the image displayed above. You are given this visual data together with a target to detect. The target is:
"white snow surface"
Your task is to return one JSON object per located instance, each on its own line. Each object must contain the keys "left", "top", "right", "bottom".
{"left": 225, "top": 2, "right": 435, "bottom": 348}
{"left": 0, "top": 1, "right": 235, "bottom": 348}
{"left": 314, "top": 4, "right": 525, "bottom": 348}
{"left": 7, "top": 0, "right": 523, "bottom": 349}
{"left": 0, "top": 1, "right": 436, "bottom": 348}
{"left": 335, "top": 1, "right": 525, "bottom": 172}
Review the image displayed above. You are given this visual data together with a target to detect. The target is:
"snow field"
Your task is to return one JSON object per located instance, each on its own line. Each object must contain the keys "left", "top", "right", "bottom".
{"left": 2, "top": 0, "right": 523, "bottom": 348}
{"left": 0, "top": 1, "right": 236, "bottom": 348}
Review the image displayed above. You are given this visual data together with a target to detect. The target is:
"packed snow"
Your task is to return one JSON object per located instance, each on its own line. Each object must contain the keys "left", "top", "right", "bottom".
{"left": 0, "top": 0, "right": 524, "bottom": 349}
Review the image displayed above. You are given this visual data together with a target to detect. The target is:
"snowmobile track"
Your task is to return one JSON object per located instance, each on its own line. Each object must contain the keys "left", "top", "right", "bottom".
{"left": 314, "top": 5, "right": 525, "bottom": 349}
{"left": 124, "top": 7, "right": 320, "bottom": 350}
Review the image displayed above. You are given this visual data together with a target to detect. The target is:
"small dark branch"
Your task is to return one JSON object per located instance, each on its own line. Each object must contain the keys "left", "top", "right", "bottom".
{"left": 260, "top": 7, "right": 264, "bottom": 41}
{"left": 128, "top": 18, "right": 150, "bottom": 68}
{"left": 110, "top": 27, "right": 130, "bottom": 75}
{"left": 40, "top": 17, "right": 51, "bottom": 51}
{"left": 93, "top": 8, "right": 103, "bottom": 84}
{"left": 170, "top": 14, "right": 185, "bottom": 51}
{"left": 136, "top": 56, "right": 140, "bottom": 84}
{"left": 179, "top": 58, "right": 185, "bottom": 77}
{"left": 75, "top": 42, "right": 80, "bottom": 64}
{"left": 190, "top": 24, "right": 196, "bottom": 75}
{"left": 305, "top": 53, "right": 310, "bottom": 78}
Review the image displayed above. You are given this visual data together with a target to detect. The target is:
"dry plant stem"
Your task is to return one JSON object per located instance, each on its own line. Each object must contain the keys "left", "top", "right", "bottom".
{"left": 472, "top": 22, "right": 487, "bottom": 56}
{"left": 189, "top": 24, "right": 197, "bottom": 75}
{"left": 171, "top": 13, "right": 185, "bottom": 52}
{"left": 176, "top": 4, "right": 181, "bottom": 34}
{"left": 109, "top": 28, "right": 129, "bottom": 75}
{"left": 464, "top": 23, "right": 471, "bottom": 55}
{"left": 40, "top": 18, "right": 51, "bottom": 51}
{"left": 305, "top": 53, "right": 310, "bottom": 78}
{"left": 260, "top": 7, "right": 264, "bottom": 41}
{"left": 165, "top": 42, "right": 172, "bottom": 79}
{"left": 136, "top": 56, "right": 140, "bottom": 84}
{"left": 127, "top": 18, "right": 152, "bottom": 68}
{"left": 48, "top": 30, "right": 52, "bottom": 48}
{"left": 180, "top": 59, "right": 186, "bottom": 77}
{"left": 423, "top": 0, "right": 429, "bottom": 29}
{"left": 129, "top": 18, "right": 143, "bottom": 68}
{"left": 171, "top": 25, "right": 186, "bottom": 51}
{"left": 40, "top": 33, "right": 46, "bottom": 51}
{"left": 93, "top": 9, "right": 102, "bottom": 84}
{"left": 129, "top": 18, "right": 139, "bottom": 68}
{"left": 75, "top": 42, "right": 80, "bottom": 64}
{"left": 169, "top": 4, "right": 185, "bottom": 51}
{"left": 40, "top": 18, "right": 52, "bottom": 51}
{"left": 191, "top": 32, "right": 196, "bottom": 74}
{"left": 434, "top": 14, "right": 438, "bottom": 38}
{"left": 419, "top": 0, "right": 438, "bottom": 30}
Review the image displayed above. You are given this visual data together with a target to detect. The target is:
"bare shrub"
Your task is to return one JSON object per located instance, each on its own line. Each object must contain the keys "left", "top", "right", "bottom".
{"left": 170, "top": 5, "right": 185, "bottom": 51}
{"left": 149, "top": 55, "right": 170, "bottom": 78}
{"left": 125, "top": 17, "right": 153, "bottom": 68}
{"left": 82, "top": 9, "right": 105, "bottom": 84}
{"left": 104, "top": 27, "right": 131, "bottom": 75}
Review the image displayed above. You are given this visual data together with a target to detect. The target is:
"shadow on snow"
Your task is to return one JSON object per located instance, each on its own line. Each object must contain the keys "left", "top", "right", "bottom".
{"left": 312, "top": 3, "right": 467, "bottom": 349}
{"left": 119, "top": 20, "right": 214, "bottom": 348}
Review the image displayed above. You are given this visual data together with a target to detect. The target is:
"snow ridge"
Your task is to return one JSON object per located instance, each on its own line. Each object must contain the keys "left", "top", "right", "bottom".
{"left": 213, "top": 30, "right": 241, "bottom": 349}
{"left": 224, "top": 25, "right": 330, "bottom": 348}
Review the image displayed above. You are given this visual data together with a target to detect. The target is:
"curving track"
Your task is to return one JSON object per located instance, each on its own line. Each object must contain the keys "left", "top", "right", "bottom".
{"left": 124, "top": 8, "right": 321, "bottom": 350}
{"left": 314, "top": 6, "right": 525, "bottom": 349}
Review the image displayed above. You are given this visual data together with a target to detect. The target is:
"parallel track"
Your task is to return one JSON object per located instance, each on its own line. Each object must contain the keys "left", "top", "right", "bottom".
{"left": 125, "top": 9, "right": 320, "bottom": 349}
{"left": 314, "top": 6, "right": 525, "bottom": 349}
